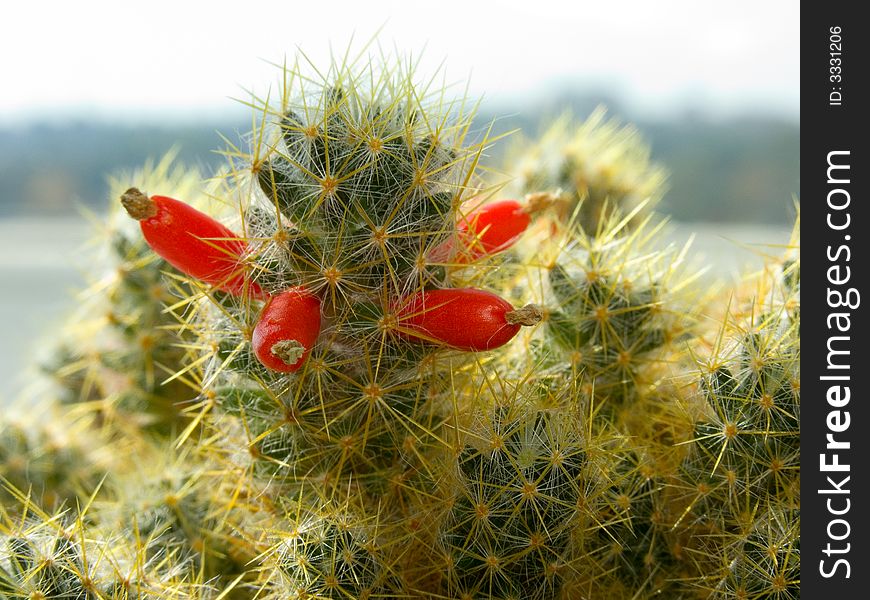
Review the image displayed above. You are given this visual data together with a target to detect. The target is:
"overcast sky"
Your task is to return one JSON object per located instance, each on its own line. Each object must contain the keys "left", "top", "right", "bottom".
{"left": 2, "top": 0, "right": 799, "bottom": 123}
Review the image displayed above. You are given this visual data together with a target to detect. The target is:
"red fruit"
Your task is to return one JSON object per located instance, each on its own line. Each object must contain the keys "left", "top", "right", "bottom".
{"left": 252, "top": 287, "right": 322, "bottom": 372}
{"left": 430, "top": 199, "right": 531, "bottom": 264}
{"left": 121, "top": 188, "right": 265, "bottom": 298}
{"left": 461, "top": 199, "right": 530, "bottom": 256}
{"left": 396, "top": 288, "right": 542, "bottom": 351}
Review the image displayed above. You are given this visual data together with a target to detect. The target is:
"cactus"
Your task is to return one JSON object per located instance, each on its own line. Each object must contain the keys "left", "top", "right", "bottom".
{"left": 0, "top": 495, "right": 220, "bottom": 599}
{"left": 669, "top": 217, "right": 800, "bottom": 597}
{"left": 0, "top": 410, "right": 105, "bottom": 511}
{"left": 502, "top": 108, "right": 668, "bottom": 235}
{"left": 542, "top": 209, "right": 699, "bottom": 404}
{"left": 438, "top": 400, "right": 593, "bottom": 599}
{"left": 1, "top": 50, "right": 799, "bottom": 598}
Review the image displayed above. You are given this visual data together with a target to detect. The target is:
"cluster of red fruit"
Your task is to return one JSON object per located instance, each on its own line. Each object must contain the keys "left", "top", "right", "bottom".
{"left": 121, "top": 189, "right": 540, "bottom": 373}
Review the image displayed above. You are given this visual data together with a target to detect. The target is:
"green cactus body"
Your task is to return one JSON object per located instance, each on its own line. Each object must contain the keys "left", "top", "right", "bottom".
{"left": 440, "top": 405, "right": 589, "bottom": 599}
{"left": 0, "top": 505, "right": 219, "bottom": 599}
{"left": 673, "top": 228, "right": 800, "bottom": 596}
{"left": 540, "top": 213, "right": 697, "bottom": 406}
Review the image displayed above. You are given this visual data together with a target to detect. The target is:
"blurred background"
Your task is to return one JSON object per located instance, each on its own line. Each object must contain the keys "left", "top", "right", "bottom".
{"left": 0, "top": 0, "right": 798, "bottom": 400}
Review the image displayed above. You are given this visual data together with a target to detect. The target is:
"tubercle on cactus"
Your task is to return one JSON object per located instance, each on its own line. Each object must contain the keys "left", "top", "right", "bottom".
{"left": 395, "top": 288, "right": 542, "bottom": 351}
{"left": 120, "top": 188, "right": 266, "bottom": 299}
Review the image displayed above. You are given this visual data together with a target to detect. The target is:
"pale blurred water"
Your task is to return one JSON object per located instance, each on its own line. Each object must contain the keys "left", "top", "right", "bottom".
{"left": 0, "top": 217, "right": 793, "bottom": 404}
{"left": 0, "top": 218, "right": 92, "bottom": 404}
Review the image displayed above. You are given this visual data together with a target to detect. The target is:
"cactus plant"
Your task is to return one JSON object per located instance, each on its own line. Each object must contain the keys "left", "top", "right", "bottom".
{"left": 502, "top": 108, "right": 668, "bottom": 235}
{"left": 1, "top": 49, "right": 799, "bottom": 599}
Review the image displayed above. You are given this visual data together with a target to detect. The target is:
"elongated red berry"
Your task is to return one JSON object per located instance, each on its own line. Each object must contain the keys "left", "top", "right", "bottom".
{"left": 252, "top": 287, "right": 321, "bottom": 372}
{"left": 430, "top": 199, "right": 532, "bottom": 264}
{"left": 121, "top": 188, "right": 264, "bottom": 298}
{"left": 396, "top": 288, "right": 542, "bottom": 351}
{"left": 460, "top": 199, "right": 530, "bottom": 258}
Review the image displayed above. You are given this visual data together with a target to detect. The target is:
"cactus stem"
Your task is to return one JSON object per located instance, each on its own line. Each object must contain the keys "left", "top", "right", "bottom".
{"left": 120, "top": 187, "right": 157, "bottom": 220}
{"left": 505, "top": 303, "right": 544, "bottom": 326}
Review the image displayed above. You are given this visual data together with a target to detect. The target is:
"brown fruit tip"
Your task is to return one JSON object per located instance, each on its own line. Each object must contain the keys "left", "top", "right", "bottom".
{"left": 505, "top": 303, "right": 544, "bottom": 326}
{"left": 523, "top": 191, "right": 562, "bottom": 214}
{"left": 120, "top": 187, "right": 157, "bottom": 220}
{"left": 271, "top": 339, "right": 306, "bottom": 366}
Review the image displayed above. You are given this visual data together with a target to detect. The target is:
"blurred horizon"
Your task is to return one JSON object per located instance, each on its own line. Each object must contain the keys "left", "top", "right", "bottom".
{"left": 0, "top": 86, "right": 800, "bottom": 225}
{"left": 0, "top": 77, "right": 799, "bottom": 128}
